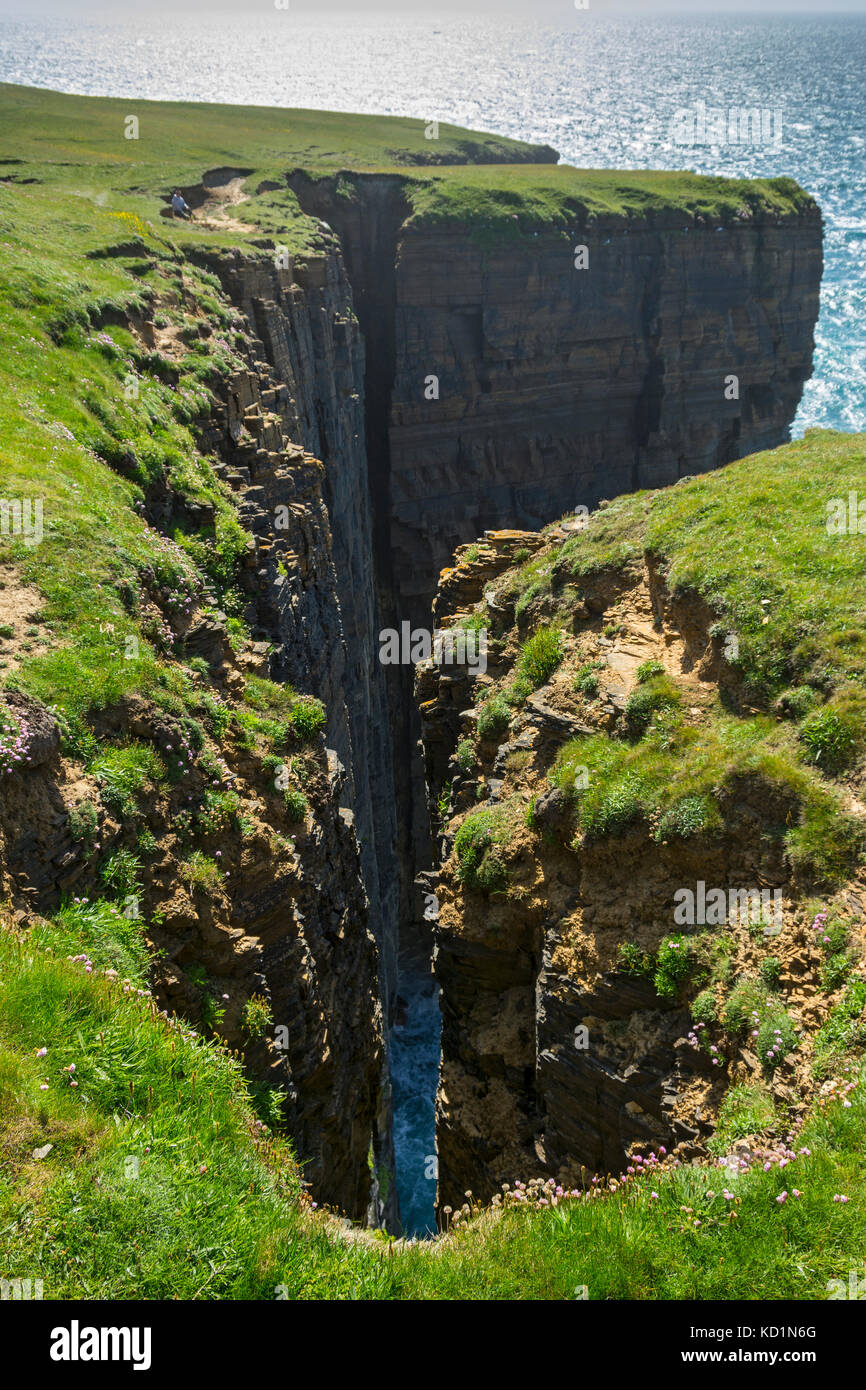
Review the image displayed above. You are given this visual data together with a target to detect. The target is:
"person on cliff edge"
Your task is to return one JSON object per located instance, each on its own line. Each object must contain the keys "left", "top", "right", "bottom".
{"left": 170, "top": 189, "right": 192, "bottom": 219}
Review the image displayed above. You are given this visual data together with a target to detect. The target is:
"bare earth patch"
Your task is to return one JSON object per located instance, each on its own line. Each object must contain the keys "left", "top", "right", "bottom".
{"left": 0, "top": 567, "right": 50, "bottom": 675}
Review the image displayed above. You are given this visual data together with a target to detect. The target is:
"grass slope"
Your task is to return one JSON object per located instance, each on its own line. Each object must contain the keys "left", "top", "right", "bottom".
{"left": 1, "top": 911, "right": 863, "bottom": 1300}
{"left": 484, "top": 431, "right": 866, "bottom": 888}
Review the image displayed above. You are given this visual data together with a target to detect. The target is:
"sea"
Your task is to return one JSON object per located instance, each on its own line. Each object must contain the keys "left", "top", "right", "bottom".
{"left": 3, "top": 6, "right": 864, "bottom": 1235}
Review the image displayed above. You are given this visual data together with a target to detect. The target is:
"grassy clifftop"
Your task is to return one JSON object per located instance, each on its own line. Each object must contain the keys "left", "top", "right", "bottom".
{"left": 420, "top": 430, "right": 866, "bottom": 1261}
{"left": 0, "top": 82, "right": 556, "bottom": 176}
{"left": 444, "top": 430, "right": 866, "bottom": 896}
{"left": 0, "top": 83, "right": 817, "bottom": 260}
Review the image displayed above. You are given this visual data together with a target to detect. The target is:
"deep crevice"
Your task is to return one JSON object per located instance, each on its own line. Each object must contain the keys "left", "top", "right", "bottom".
{"left": 288, "top": 171, "right": 439, "bottom": 1234}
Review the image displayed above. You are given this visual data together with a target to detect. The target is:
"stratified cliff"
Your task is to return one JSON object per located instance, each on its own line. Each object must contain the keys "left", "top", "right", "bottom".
{"left": 192, "top": 239, "right": 402, "bottom": 1014}
{"left": 290, "top": 169, "right": 822, "bottom": 961}
{"left": 417, "top": 432, "right": 866, "bottom": 1212}
{"left": 292, "top": 171, "right": 821, "bottom": 626}
{"left": 389, "top": 206, "right": 822, "bottom": 620}
{"left": 0, "top": 256, "right": 394, "bottom": 1221}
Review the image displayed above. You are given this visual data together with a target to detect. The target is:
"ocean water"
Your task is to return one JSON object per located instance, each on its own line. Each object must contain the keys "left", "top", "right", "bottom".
{"left": 4, "top": 8, "right": 865, "bottom": 1236}
{"left": 1, "top": 11, "right": 865, "bottom": 436}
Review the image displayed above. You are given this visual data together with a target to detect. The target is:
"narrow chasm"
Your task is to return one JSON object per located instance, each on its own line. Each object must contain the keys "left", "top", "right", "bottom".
{"left": 288, "top": 172, "right": 442, "bottom": 1236}
{"left": 273, "top": 169, "right": 821, "bottom": 1233}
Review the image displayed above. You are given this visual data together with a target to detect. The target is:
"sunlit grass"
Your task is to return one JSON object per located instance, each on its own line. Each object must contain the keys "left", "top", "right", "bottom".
{"left": 1, "top": 911, "right": 863, "bottom": 1301}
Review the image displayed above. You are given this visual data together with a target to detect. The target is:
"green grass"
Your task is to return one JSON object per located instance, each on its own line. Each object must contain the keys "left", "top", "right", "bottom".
{"left": 517, "top": 625, "right": 563, "bottom": 689}
{"left": 403, "top": 164, "right": 813, "bottom": 243}
{"left": 90, "top": 743, "right": 168, "bottom": 818}
{"left": 0, "top": 82, "right": 550, "bottom": 181}
{"left": 653, "top": 935, "right": 694, "bottom": 999}
{"left": 283, "top": 785, "right": 309, "bottom": 823}
{"left": 455, "top": 738, "right": 475, "bottom": 773}
{"left": 241, "top": 995, "right": 274, "bottom": 1043}
{"left": 27, "top": 899, "right": 151, "bottom": 984}
{"left": 476, "top": 693, "right": 511, "bottom": 740}
{"left": 555, "top": 430, "right": 866, "bottom": 703}
{"left": 0, "top": 183, "right": 247, "bottom": 720}
{"left": 813, "top": 980, "right": 866, "bottom": 1080}
{"left": 548, "top": 718, "right": 858, "bottom": 878}
{"left": 624, "top": 672, "right": 681, "bottom": 735}
{"left": 453, "top": 804, "right": 513, "bottom": 893}
{"left": 179, "top": 850, "right": 223, "bottom": 894}
{"left": 2, "top": 910, "right": 864, "bottom": 1300}
{"left": 537, "top": 497, "right": 866, "bottom": 882}
{"left": 710, "top": 1084, "right": 779, "bottom": 1153}
{"left": 0, "top": 83, "right": 815, "bottom": 266}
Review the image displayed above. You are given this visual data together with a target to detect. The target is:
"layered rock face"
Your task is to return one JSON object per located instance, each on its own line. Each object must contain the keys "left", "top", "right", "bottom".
{"left": 196, "top": 241, "right": 401, "bottom": 1010}
{"left": 389, "top": 209, "right": 822, "bottom": 627}
{"left": 417, "top": 532, "right": 853, "bottom": 1212}
{"left": 288, "top": 174, "right": 821, "bottom": 971}
{"left": 0, "top": 248, "right": 397, "bottom": 1226}
{"left": 189, "top": 253, "right": 402, "bottom": 1221}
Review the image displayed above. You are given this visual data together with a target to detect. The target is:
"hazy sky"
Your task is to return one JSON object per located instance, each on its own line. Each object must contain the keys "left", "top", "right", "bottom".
{"left": 2, "top": 0, "right": 865, "bottom": 16}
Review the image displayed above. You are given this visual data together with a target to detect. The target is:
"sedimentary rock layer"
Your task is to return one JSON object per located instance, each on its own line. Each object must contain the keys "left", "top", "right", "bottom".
{"left": 390, "top": 209, "right": 822, "bottom": 627}
{"left": 289, "top": 173, "right": 822, "bottom": 966}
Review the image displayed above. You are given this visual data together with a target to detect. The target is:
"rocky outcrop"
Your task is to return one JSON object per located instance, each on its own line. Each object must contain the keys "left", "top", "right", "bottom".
{"left": 418, "top": 528, "right": 862, "bottom": 1212}
{"left": 0, "top": 683, "right": 387, "bottom": 1224}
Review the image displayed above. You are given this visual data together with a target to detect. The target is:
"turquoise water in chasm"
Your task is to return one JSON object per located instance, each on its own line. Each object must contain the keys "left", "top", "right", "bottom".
{"left": 390, "top": 969, "right": 441, "bottom": 1237}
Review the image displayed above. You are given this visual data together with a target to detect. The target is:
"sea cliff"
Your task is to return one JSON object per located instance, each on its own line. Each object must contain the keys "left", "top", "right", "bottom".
{"left": 0, "top": 84, "right": 827, "bottom": 1237}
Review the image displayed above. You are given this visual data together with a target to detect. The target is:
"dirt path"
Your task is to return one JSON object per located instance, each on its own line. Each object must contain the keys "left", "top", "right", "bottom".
{"left": 194, "top": 175, "right": 252, "bottom": 234}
